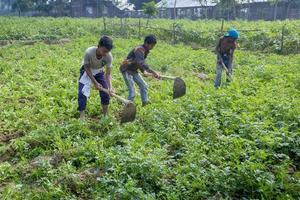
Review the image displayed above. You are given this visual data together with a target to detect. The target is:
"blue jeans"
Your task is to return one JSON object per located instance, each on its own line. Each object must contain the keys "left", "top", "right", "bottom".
{"left": 122, "top": 72, "right": 148, "bottom": 103}
{"left": 214, "top": 54, "right": 233, "bottom": 88}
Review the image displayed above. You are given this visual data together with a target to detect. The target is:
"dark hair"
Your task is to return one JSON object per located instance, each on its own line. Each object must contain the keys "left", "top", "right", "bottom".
{"left": 98, "top": 36, "right": 113, "bottom": 51}
{"left": 144, "top": 35, "right": 157, "bottom": 45}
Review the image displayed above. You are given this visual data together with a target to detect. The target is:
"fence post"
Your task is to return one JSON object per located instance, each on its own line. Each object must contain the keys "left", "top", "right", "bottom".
{"left": 125, "top": 18, "right": 128, "bottom": 38}
{"left": 138, "top": 18, "right": 141, "bottom": 39}
{"left": 103, "top": 17, "right": 106, "bottom": 32}
{"left": 220, "top": 19, "right": 224, "bottom": 33}
{"left": 111, "top": 20, "right": 114, "bottom": 37}
{"left": 120, "top": 17, "right": 123, "bottom": 36}
{"left": 172, "top": 22, "right": 176, "bottom": 44}
{"left": 280, "top": 24, "right": 286, "bottom": 54}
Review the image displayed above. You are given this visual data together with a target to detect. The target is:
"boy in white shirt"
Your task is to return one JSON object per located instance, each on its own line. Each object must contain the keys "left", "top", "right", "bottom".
{"left": 78, "top": 36, "right": 114, "bottom": 119}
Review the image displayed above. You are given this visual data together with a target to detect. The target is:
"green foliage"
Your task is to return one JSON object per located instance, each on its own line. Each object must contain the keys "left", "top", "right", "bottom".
{"left": 1, "top": 17, "right": 299, "bottom": 54}
{"left": 0, "top": 17, "right": 299, "bottom": 199}
{"left": 129, "top": 0, "right": 159, "bottom": 10}
{"left": 142, "top": 1, "right": 158, "bottom": 17}
{"left": 142, "top": 1, "right": 158, "bottom": 25}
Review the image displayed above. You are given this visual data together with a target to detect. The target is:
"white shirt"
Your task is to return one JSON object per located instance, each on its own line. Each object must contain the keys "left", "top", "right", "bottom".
{"left": 79, "top": 47, "right": 113, "bottom": 98}
{"left": 82, "top": 46, "right": 113, "bottom": 71}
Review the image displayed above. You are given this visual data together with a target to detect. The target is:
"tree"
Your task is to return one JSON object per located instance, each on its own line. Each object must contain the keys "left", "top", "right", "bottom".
{"left": 142, "top": 1, "right": 158, "bottom": 25}
{"left": 34, "top": 0, "right": 53, "bottom": 15}
{"left": 268, "top": 0, "right": 279, "bottom": 20}
{"left": 12, "top": 0, "right": 34, "bottom": 16}
{"left": 52, "top": 0, "right": 71, "bottom": 16}
{"left": 219, "top": 0, "right": 238, "bottom": 19}
{"left": 209, "top": 0, "right": 246, "bottom": 20}
{"left": 129, "top": 0, "right": 159, "bottom": 10}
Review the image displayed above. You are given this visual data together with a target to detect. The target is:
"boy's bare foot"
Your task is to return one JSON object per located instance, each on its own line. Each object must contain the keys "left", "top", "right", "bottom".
{"left": 79, "top": 111, "right": 85, "bottom": 121}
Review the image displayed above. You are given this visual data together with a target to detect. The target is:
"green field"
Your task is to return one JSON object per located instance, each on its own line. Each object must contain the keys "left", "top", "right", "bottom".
{"left": 0, "top": 17, "right": 299, "bottom": 199}
{"left": 1, "top": 17, "right": 300, "bottom": 54}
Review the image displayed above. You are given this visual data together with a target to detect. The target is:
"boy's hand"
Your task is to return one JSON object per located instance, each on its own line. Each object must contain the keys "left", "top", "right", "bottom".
{"left": 122, "top": 59, "right": 130, "bottom": 65}
{"left": 226, "top": 72, "right": 232, "bottom": 77}
{"left": 94, "top": 82, "right": 103, "bottom": 91}
{"left": 153, "top": 72, "right": 161, "bottom": 80}
{"left": 108, "top": 88, "right": 115, "bottom": 96}
{"left": 143, "top": 71, "right": 153, "bottom": 77}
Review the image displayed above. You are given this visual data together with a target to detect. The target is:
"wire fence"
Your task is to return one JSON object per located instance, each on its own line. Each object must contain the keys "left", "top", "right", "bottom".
{"left": 101, "top": 18, "right": 295, "bottom": 55}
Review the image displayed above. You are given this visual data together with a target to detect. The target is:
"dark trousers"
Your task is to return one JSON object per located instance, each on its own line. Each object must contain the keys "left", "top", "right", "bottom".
{"left": 78, "top": 67, "right": 110, "bottom": 111}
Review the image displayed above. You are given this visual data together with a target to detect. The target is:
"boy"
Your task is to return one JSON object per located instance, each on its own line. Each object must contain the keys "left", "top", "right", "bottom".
{"left": 214, "top": 28, "right": 240, "bottom": 88}
{"left": 120, "top": 35, "right": 160, "bottom": 106}
{"left": 78, "top": 36, "right": 114, "bottom": 119}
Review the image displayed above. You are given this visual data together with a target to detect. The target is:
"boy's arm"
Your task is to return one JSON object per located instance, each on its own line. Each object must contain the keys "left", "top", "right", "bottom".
{"left": 105, "top": 54, "right": 114, "bottom": 95}
{"left": 84, "top": 64, "right": 102, "bottom": 90}
{"left": 135, "top": 48, "right": 160, "bottom": 78}
{"left": 215, "top": 39, "right": 223, "bottom": 65}
{"left": 215, "top": 38, "right": 221, "bottom": 53}
{"left": 229, "top": 48, "right": 235, "bottom": 64}
{"left": 105, "top": 67, "right": 113, "bottom": 91}
{"left": 226, "top": 49, "right": 235, "bottom": 75}
{"left": 144, "top": 68, "right": 160, "bottom": 79}
{"left": 142, "top": 71, "right": 155, "bottom": 77}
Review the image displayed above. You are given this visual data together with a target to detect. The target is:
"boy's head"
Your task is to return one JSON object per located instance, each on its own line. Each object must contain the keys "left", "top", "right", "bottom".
{"left": 98, "top": 36, "right": 113, "bottom": 56}
{"left": 225, "top": 28, "right": 240, "bottom": 41}
{"left": 144, "top": 35, "right": 157, "bottom": 50}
